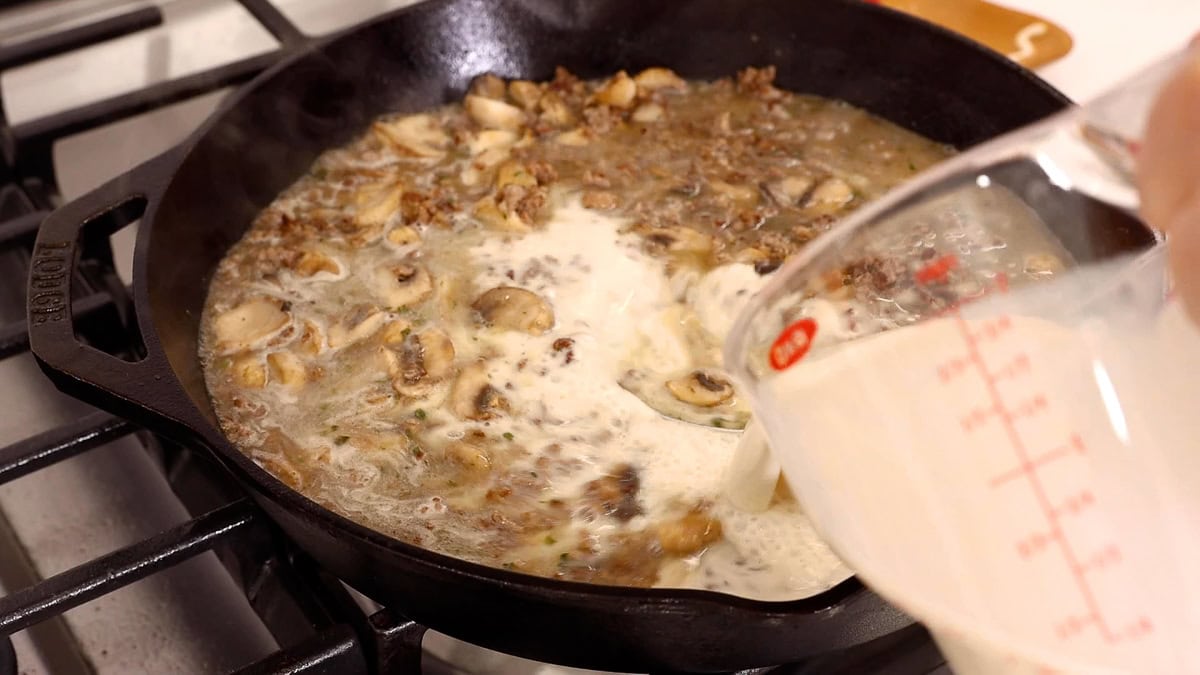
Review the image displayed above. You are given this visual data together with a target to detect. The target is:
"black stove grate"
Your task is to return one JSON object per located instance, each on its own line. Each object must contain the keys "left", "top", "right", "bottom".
{"left": 0, "top": 4, "right": 948, "bottom": 673}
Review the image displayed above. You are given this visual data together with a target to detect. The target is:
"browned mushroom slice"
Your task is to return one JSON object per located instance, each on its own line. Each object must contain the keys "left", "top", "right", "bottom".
{"left": 655, "top": 510, "right": 723, "bottom": 555}
{"left": 507, "top": 80, "right": 541, "bottom": 109}
{"left": 327, "top": 308, "right": 387, "bottom": 349}
{"left": 293, "top": 249, "right": 341, "bottom": 277}
{"left": 618, "top": 368, "right": 749, "bottom": 429}
{"left": 392, "top": 328, "right": 456, "bottom": 397}
{"left": 449, "top": 362, "right": 509, "bottom": 420}
{"left": 371, "top": 263, "right": 434, "bottom": 308}
{"left": 231, "top": 354, "right": 267, "bottom": 388}
{"left": 354, "top": 181, "right": 404, "bottom": 227}
{"left": 592, "top": 71, "right": 636, "bottom": 109}
{"left": 468, "top": 73, "right": 507, "bottom": 100}
{"left": 445, "top": 440, "right": 492, "bottom": 473}
{"left": 633, "top": 67, "right": 687, "bottom": 93}
{"left": 386, "top": 225, "right": 421, "bottom": 247}
{"left": 665, "top": 370, "right": 734, "bottom": 407}
{"left": 212, "top": 296, "right": 290, "bottom": 353}
{"left": 465, "top": 94, "right": 526, "bottom": 131}
{"left": 580, "top": 463, "right": 642, "bottom": 521}
{"left": 805, "top": 177, "right": 854, "bottom": 212}
{"left": 472, "top": 286, "right": 554, "bottom": 335}
{"left": 372, "top": 113, "right": 448, "bottom": 158}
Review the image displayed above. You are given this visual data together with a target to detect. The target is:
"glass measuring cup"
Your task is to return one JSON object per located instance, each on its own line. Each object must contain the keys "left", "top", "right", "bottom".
{"left": 723, "top": 51, "right": 1200, "bottom": 673}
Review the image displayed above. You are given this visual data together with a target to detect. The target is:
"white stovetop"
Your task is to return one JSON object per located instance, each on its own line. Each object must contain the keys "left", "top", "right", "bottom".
{"left": 0, "top": 1, "right": 1195, "bottom": 674}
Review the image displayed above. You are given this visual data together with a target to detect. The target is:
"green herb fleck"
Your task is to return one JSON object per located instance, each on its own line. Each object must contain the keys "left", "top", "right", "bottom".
{"left": 330, "top": 424, "right": 339, "bottom": 431}
{"left": 334, "top": 435, "right": 350, "bottom": 446}
{"left": 529, "top": 471, "right": 538, "bottom": 478}
{"left": 558, "top": 552, "right": 570, "bottom": 563}
{"left": 412, "top": 446, "right": 425, "bottom": 459}
{"left": 711, "top": 418, "right": 725, "bottom": 428}
{"left": 907, "top": 159, "right": 917, "bottom": 171}
{"left": 502, "top": 431, "right": 514, "bottom": 441}
{"left": 544, "top": 535, "right": 557, "bottom": 545}
{"left": 401, "top": 327, "right": 412, "bottom": 339}
{"left": 414, "top": 408, "right": 427, "bottom": 420}
{"left": 312, "top": 166, "right": 328, "bottom": 179}
{"left": 502, "top": 562, "right": 516, "bottom": 569}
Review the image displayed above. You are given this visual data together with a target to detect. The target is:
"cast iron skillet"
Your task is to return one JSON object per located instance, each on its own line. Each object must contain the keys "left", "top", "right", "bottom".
{"left": 26, "top": 0, "right": 1151, "bottom": 671}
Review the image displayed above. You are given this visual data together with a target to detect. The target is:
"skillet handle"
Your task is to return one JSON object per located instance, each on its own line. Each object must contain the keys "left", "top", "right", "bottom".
{"left": 27, "top": 153, "right": 177, "bottom": 421}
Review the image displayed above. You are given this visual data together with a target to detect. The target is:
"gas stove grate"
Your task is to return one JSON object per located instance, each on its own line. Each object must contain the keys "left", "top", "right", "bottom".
{"left": 0, "top": 4, "right": 430, "bottom": 673}
{"left": 0, "top": 3, "right": 949, "bottom": 674}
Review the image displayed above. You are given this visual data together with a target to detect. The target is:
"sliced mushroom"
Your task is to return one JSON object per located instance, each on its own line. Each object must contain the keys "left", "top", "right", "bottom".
{"left": 213, "top": 297, "right": 290, "bottom": 353}
{"left": 633, "top": 67, "right": 687, "bottom": 93}
{"left": 710, "top": 180, "right": 758, "bottom": 205}
{"left": 468, "top": 73, "right": 507, "bottom": 100}
{"left": 765, "top": 176, "right": 815, "bottom": 205}
{"left": 554, "top": 128, "right": 592, "bottom": 147}
{"left": 449, "top": 362, "right": 509, "bottom": 420}
{"left": 806, "top": 177, "right": 854, "bottom": 211}
{"left": 373, "top": 114, "right": 448, "bottom": 157}
{"left": 642, "top": 226, "right": 713, "bottom": 254}
{"left": 537, "top": 92, "right": 574, "bottom": 127}
{"left": 655, "top": 511, "right": 722, "bottom": 555}
{"left": 465, "top": 94, "right": 525, "bottom": 131}
{"left": 666, "top": 370, "right": 735, "bottom": 407}
{"left": 232, "top": 354, "right": 267, "bottom": 388}
{"left": 592, "top": 71, "right": 636, "bottom": 109}
{"left": 472, "top": 286, "right": 554, "bottom": 335}
{"left": 473, "top": 196, "right": 531, "bottom": 233}
{"left": 293, "top": 249, "right": 341, "bottom": 277}
{"left": 328, "top": 308, "right": 387, "bottom": 349}
{"left": 354, "top": 181, "right": 404, "bottom": 226}
{"left": 496, "top": 161, "right": 538, "bottom": 190}
{"left": 392, "top": 328, "right": 456, "bottom": 398}
{"left": 378, "top": 318, "right": 413, "bottom": 346}
{"left": 386, "top": 225, "right": 421, "bottom": 247}
{"left": 507, "top": 80, "right": 541, "bottom": 109}
{"left": 468, "top": 129, "right": 519, "bottom": 156}
{"left": 297, "top": 320, "right": 325, "bottom": 356}
{"left": 399, "top": 329, "right": 456, "bottom": 383}
{"left": 267, "top": 351, "right": 306, "bottom": 387}
{"left": 631, "top": 103, "right": 664, "bottom": 123}
{"left": 446, "top": 440, "right": 492, "bottom": 473}
{"left": 371, "top": 263, "right": 434, "bottom": 308}
{"left": 618, "top": 368, "right": 749, "bottom": 429}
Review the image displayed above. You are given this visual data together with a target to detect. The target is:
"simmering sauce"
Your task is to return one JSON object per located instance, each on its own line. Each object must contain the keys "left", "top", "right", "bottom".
{"left": 200, "top": 67, "right": 956, "bottom": 599}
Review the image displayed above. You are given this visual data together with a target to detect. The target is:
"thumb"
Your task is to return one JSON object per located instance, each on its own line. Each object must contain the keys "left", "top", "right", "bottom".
{"left": 1166, "top": 197, "right": 1200, "bottom": 325}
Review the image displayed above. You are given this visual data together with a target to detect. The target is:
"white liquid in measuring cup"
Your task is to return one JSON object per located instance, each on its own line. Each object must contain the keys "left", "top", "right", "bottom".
{"left": 755, "top": 296, "right": 1200, "bottom": 673}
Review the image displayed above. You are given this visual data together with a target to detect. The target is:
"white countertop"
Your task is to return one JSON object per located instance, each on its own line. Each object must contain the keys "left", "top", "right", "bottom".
{"left": 1003, "top": 0, "right": 1200, "bottom": 102}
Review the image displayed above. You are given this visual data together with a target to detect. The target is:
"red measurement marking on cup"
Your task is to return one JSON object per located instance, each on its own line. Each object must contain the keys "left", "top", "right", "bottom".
{"left": 989, "top": 434, "right": 1085, "bottom": 488}
{"left": 769, "top": 318, "right": 818, "bottom": 371}
{"left": 939, "top": 308, "right": 1152, "bottom": 645}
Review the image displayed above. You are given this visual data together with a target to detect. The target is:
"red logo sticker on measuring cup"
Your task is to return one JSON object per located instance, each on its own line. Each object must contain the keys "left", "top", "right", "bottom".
{"left": 769, "top": 318, "right": 818, "bottom": 371}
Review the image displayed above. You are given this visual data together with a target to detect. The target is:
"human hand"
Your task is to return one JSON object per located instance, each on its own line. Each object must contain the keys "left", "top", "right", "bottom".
{"left": 1138, "top": 42, "right": 1200, "bottom": 321}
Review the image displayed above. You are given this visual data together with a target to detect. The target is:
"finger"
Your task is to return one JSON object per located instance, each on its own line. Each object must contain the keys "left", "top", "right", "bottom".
{"left": 1167, "top": 197, "right": 1200, "bottom": 325}
{"left": 1137, "top": 47, "right": 1200, "bottom": 232}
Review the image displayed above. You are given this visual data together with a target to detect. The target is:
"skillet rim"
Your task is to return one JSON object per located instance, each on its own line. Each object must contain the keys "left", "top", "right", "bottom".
{"left": 129, "top": 0, "right": 1072, "bottom": 614}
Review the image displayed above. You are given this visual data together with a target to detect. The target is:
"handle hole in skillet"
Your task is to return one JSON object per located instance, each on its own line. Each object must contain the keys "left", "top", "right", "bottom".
{"left": 69, "top": 196, "right": 148, "bottom": 363}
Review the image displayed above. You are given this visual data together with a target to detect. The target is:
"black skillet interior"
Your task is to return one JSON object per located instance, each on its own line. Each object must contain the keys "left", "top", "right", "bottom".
{"left": 33, "top": 0, "right": 1096, "bottom": 671}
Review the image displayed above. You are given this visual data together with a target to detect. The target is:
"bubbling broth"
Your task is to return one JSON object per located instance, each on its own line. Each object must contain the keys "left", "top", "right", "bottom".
{"left": 200, "top": 66, "right": 962, "bottom": 600}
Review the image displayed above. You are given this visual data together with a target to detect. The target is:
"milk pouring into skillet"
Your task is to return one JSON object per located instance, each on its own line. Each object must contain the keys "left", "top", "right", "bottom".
{"left": 724, "top": 51, "right": 1200, "bottom": 674}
